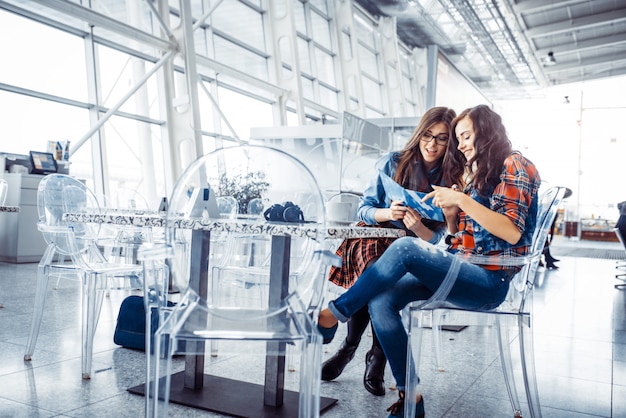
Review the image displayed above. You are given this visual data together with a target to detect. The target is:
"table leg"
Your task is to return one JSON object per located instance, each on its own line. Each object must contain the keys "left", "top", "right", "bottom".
{"left": 184, "top": 229, "right": 210, "bottom": 389}
{"left": 264, "top": 235, "right": 290, "bottom": 406}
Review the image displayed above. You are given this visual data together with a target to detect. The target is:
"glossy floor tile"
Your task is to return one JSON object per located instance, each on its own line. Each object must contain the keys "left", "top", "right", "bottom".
{"left": 0, "top": 236, "right": 624, "bottom": 417}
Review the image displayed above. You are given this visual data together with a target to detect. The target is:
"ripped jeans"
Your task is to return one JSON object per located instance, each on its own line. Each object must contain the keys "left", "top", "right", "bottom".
{"left": 327, "top": 236, "right": 511, "bottom": 390}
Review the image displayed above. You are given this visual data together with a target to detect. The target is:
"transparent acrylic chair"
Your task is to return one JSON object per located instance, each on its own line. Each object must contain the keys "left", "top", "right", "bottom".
{"left": 140, "top": 145, "right": 339, "bottom": 417}
{"left": 108, "top": 187, "right": 153, "bottom": 265}
{"left": 404, "top": 186, "right": 566, "bottom": 418}
{"left": 325, "top": 191, "right": 360, "bottom": 225}
{"left": 23, "top": 174, "right": 149, "bottom": 379}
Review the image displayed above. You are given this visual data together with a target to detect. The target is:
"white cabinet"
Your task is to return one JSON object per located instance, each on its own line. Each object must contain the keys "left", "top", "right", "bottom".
{"left": 0, "top": 173, "right": 47, "bottom": 263}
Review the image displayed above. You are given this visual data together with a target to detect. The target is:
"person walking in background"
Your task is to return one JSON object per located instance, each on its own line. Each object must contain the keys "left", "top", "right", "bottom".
{"left": 616, "top": 200, "right": 626, "bottom": 240}
{"left": 317, "top": 105, "right": 542, "bottom": 417}
{"left": 322, "top": 107, "right": 462, "bottom": 396}
{"left": 541, "top": 187, "right": 572, "bottom": 269}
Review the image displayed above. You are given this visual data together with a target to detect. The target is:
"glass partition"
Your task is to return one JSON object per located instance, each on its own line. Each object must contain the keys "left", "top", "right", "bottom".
{"left": 250, "top": 112, "right": 420, "bottom": 197}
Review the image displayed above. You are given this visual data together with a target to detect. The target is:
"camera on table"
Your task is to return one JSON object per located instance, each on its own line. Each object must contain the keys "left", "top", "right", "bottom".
{"left": 263, "top": 201, "right": 304, "bottom": 223}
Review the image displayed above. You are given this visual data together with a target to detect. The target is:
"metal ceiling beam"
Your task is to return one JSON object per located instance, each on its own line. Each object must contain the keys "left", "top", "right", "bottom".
{"left": 525, "top": 8, "right": 626, "bottom": 38}
{"left": 512, "top": 0, "right": 588, "bottom": 14}
{"left": 535, "top": 33, "right": 626, "bottom": 56}
{"left": 546, "top": 65, "right": 626, "bottom": 85}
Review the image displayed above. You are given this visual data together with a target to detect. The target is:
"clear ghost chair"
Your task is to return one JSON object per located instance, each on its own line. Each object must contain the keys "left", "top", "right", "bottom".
{"left": 23, "top": 174, "right": 150, "bottom": 379}
{"left": 140, "top": 145, "right": 339, "bottom": 418}
{"left": 109, "top": 187, "right": 153, "bottom": 265}
{"left": 404, "top": 186, "right": 566, "bottom": 418}
{"left": 325, "top": 191, "right": 360, "bottom": 225}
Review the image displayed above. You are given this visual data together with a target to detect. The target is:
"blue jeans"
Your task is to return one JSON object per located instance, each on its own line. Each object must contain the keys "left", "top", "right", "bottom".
{"left": 328, "top": 236, "right": 511, "bottom": 390}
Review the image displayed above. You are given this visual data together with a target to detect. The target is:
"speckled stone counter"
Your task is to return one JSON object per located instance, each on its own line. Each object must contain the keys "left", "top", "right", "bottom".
{"left": 62, "top": 211, "right": 405, "bottom": 239}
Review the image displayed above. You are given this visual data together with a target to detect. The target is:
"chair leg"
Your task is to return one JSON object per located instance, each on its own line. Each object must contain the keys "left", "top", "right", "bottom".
{"left": 53, "top": 254, "right": 67, "bottom": 290}
{"left": 298, "top": 334, "right": 322, "bottom": 418}
{"left": 518, "top": 315, "right": 542, "bottom": 418}
{"left": 81, "top": 272, "right": 106, "bottom": 380}
{"left": 496, "top": 316, "right": 523, "bottom": 417}
{"left": 404, "top": 308, "right": 423, "bottom": 418}
{"left": 24, "top": 244, "right": 56, "bottom": 361}
{"left": 432, "top": 310, "right": 445, "bottom": 372}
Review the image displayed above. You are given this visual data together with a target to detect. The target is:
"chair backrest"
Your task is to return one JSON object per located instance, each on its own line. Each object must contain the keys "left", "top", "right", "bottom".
{"left": 512, "top": 186, "right": 566, "bottom": 292}
{"left": 216, "top": 195, "right": 239, "bottom": 218}
{"left": 165, "top": 145, "right": 328, "bottom": 320}
{"left": 37, "top": 174, "right": 102, "bottom": 256}
{"left": 114, "top": 187, "right": 150, "bottom": 210}
{"left": 0, "top": 178, "right": 7, "bottom": 205}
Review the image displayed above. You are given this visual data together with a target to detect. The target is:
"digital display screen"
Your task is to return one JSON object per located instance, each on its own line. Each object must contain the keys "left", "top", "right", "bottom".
{"left": 29, "top": 151, "right": 58, "bottom": 174}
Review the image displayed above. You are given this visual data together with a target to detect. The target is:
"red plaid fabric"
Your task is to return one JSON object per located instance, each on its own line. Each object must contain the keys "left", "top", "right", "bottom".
{"left": 328, "top": 221, "right": 399, "bottom": 288}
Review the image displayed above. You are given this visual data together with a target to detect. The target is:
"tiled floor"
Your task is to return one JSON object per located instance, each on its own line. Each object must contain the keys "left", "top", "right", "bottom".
{"left": 0, "top": 236, "right": 624, "bottom": 417}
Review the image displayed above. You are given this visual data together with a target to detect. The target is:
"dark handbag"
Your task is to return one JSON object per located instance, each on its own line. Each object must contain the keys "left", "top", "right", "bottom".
{"left": 113, "top": 295, "right": 158, "bottom": 351}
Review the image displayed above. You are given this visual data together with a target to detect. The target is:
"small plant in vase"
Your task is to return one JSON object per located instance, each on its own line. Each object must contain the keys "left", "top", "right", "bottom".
{"left": 218, "top": 171, "right": 270, "bottom": 214}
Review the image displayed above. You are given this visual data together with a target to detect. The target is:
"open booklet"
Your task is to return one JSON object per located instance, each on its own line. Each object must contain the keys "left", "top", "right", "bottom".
{"left": 379, "top": 171, "right": 444, "bottom": 222}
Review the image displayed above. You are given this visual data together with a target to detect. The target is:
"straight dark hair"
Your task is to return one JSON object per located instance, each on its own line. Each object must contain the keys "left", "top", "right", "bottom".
{"left": 394, "top": 106, "right": 458, "bottom": 191}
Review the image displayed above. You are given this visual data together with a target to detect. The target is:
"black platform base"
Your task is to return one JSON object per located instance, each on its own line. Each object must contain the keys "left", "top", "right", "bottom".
{"left": 128, "top": 371, "right": 338, "bottom": 417}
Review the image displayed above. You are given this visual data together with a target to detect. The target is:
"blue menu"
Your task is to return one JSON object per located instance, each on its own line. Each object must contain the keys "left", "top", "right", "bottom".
{"left": 379, "top": 171, "right": 444, "bottom": 222}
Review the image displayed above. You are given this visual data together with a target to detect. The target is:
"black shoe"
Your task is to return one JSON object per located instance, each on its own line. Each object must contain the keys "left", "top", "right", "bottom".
{"left": 321, "top": 339, "right": 358, "bottom": 381}
{"left": 386, "top": 390, "right": 425, "bottom": 418}
{"left": 546, "top": 261, "right": 559, "bottom": 269}
{"left": 545, "top": 254, "right": 560, "bottom": 263}
{"left": 364, "top": 346, "right": 386, "bottom": 396}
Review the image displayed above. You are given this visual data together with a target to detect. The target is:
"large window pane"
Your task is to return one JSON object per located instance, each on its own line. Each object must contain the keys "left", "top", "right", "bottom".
{"left": 215, "top": 87, "right": 274, "bottom": 140}
{"left": 212, "top": 1, "right": 266, "bottom": 52}
{"left": 0, "top": 11, "right": 87, "bottom": 102}
{"left": 310, "top": 11, "right": 332, "bottom": 50}
{"left": 358, "top": 44, "right": 380, "bottom": 80}
{"left": 315, "top": 47, "right": 335, "bottom": 86}
{"left": 101, "top": 116, "right": 166, "bottom": 206}
{"left": 214, "top": 37, "right": 269, "bottom": 80}
{"left": 0, "top": 91, "right": 88, "bottom": 156}
{"left": 362, "top": 76, "right": 383, "bottom": 110}
{"left": 96, "top": 45, "right": 161, "bottom": 119}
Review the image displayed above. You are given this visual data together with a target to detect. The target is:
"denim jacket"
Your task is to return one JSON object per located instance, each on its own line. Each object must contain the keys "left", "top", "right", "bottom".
{"left": 458, "top": 152, "right": 541, "bottom": 257}
{"left": 467, "top": 186, "right": 538, "bottom": 255}
{"left": 357, "top": 152, "right": 446, "bottom": 245}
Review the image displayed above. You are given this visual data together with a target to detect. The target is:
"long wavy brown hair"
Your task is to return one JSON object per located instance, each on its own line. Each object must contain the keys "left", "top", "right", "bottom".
{"left": 451, "top": 104, "right": 513, "bottom": 196}
{"left": 394, "top": 106, "right": 459, "bottom": 191}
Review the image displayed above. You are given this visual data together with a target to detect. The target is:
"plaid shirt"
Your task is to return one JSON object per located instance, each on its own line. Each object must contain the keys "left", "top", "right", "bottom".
{"left": 449, "top": 153, "right": 541, "bottom": 270}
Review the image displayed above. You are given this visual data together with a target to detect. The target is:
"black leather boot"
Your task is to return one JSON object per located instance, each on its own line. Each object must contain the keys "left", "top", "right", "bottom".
{"left": 364, "top": 345, "right": 386, "bottom": 396}
{"left": 321, "top": 339, "right": 358, "bottom": 381}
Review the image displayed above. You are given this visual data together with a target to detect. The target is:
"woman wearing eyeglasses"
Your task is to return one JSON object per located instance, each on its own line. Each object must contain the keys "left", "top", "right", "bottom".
{"left": 318, "top": 105, "right": 542, "bottom": 417}
{"left": 322, "top": 107, "right": 461, "bottom": 396}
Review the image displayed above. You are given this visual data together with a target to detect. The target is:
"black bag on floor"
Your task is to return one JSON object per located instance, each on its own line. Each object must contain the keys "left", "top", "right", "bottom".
{"left": 113, "top": 295, "right": 157, "bottom": 351}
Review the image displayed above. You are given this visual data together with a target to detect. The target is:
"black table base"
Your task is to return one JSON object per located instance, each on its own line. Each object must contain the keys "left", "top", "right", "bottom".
{"left": 128, "top": 371, "right": 338, "bottom": 418}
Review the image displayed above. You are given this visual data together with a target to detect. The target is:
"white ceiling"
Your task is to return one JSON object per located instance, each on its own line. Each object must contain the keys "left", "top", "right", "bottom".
{"left": 357, "top": 0, "right": 626, "bottom": 100}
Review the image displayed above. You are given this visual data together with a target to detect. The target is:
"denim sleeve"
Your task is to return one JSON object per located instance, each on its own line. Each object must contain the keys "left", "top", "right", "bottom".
{"left": 427, "top": 224, "right": 447, "bottom": 245}
{"left": 357, "top": 154, "right": 396, "bottom": 225}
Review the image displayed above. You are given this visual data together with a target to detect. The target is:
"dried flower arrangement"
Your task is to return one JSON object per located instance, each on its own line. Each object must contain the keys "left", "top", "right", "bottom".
{"left": 217, "top": 171, "right": 269, "bottom": 214}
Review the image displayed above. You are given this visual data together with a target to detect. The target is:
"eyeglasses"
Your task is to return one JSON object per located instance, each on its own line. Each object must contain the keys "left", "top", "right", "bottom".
{"left": 420, "top": 132, "right": 449, "bottom": 146}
